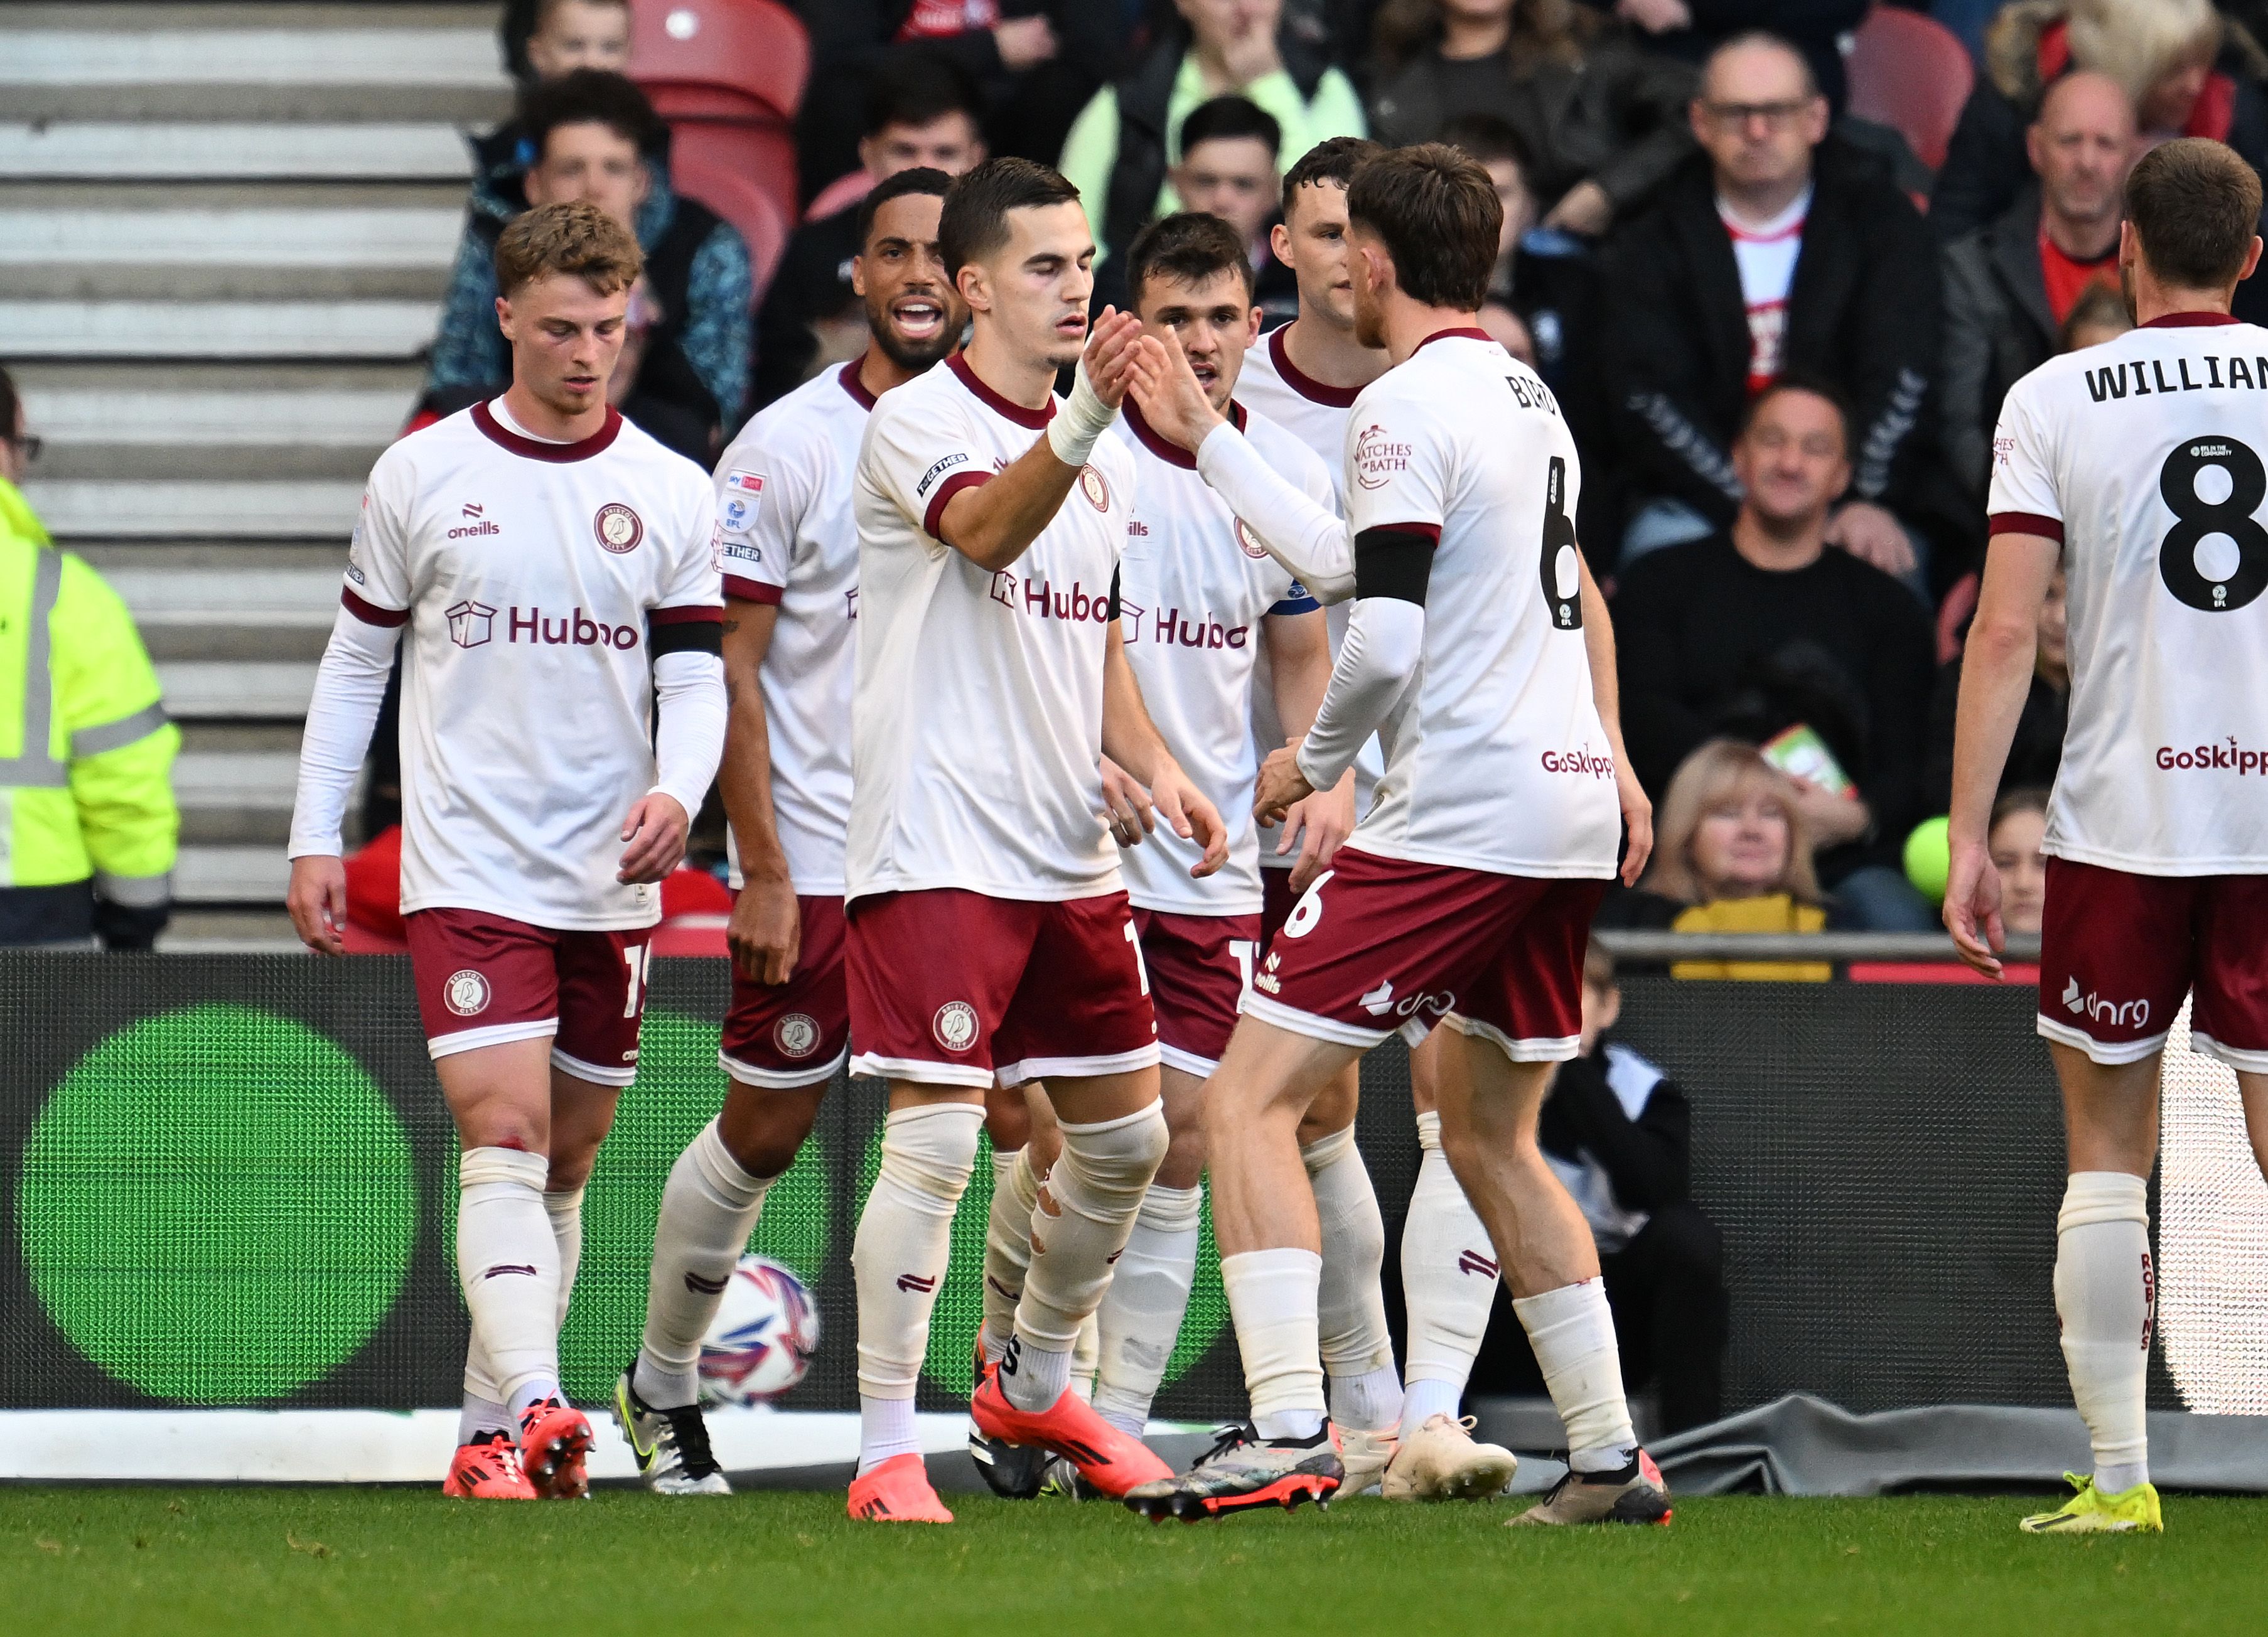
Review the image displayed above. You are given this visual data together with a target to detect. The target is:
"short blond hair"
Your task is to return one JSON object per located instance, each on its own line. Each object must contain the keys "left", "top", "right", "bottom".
{"left": 1643, "top": 739, "right": 1822, "bottom": 904}
{"left": 494, "top": 199, "right": 642, "bottom": 299}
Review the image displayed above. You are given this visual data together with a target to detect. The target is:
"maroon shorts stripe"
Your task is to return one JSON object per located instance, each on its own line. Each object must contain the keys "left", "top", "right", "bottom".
{"left": 1987, "top": 512, "right": 2065, "bottom": 544}
{"left": 341, "top": 587, "right": 409, "bottom": 628}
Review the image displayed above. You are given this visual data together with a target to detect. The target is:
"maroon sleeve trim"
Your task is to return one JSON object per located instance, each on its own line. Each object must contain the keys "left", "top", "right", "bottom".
{"left": 649, "top": 603, "right": 725, "bottom": 625}
{"left": 1987, "top": 512, "right": 2065, "bottom": 544}
{"left": 1372, "top": 520, "right": 1443, "bottom": 543}
{"left": 341, "top": 588, "right": 409, "bottom": 628}
{"left": 723, "top": 577, "right": 784, "bottom": 606}
{"left": 923, "top": 470, "right": 992, "bottom": 542}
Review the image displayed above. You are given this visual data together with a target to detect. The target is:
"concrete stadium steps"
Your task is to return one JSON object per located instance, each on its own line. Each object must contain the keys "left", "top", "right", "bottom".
{"left": 2, "top": 3, "right": 507, "bottom": 925}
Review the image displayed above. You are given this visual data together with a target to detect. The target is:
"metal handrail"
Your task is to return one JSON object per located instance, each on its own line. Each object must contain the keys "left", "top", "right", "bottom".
{"left": 1594, "top": 931, "right": 2042, "bottom": 964}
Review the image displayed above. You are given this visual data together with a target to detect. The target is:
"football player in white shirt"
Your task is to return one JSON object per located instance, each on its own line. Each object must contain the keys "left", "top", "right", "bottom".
{"left": 1242, "top": 137, "right": 1525, "bottom": 1501}
{"left": 1122, "top": 146, "right": 1668, "bottom": 1525}
{"left": 841, "top": 158, "right": 1227, "bottom": 1523}
{"left": 608, "top": 169, "right": 969, "bottom": 1494}
{"left": 285, "top": 202, "right": 726, "bottom": 1501}
{"left": 1947, "top": 139, "right": 2268, "bottom": 1537}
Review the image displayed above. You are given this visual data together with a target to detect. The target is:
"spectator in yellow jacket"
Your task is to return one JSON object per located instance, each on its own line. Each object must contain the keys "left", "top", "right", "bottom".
{"left": 0, "top": 368, "right": 179, "bottom": 948}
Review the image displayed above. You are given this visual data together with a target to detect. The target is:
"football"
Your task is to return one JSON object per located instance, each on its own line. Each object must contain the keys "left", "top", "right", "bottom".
{"left": 697, "top": 1255, "right": 820, "bottom": 1405}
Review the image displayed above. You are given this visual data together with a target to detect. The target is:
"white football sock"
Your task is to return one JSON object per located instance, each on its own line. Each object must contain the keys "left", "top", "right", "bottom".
{"left": 1223, "top": 1247, "right": 1326, "bottom": 1440}
{"left": 455, "top": 1146, "right": 562, "bottom": 1419}
{"left": 857, "top": 1394, "right": 922, "bottom": 1476}
{"left": 1072, "top": 1309, "right": 1100, "bottom": 1402}
{"left": 1303, "top": 1125, "right": 1400, "bottom": 1431}
{"left": 1000, "top": 1334, "right": 1073, "bottom": 1411}
{"left": 852, "top": 1101, "right": 983, "bottom": 1466}
{"left": 460, "top": 1180, "right": 584, "bottom": 1436}
{"left": 1092, "top": 1183, "right": 1203, "bottom": 1436}
{"left": 980, "top": 1145, "right": 1040, "bottom": 1365}
{"left": 546, "top": 1183, "right": 584, "bottom": 1333}
{"left": 635, "top": 1118, "right": 775, "bottom": 1409}
{"left": 1512, "top": 1278, "right": 1637, "bottom": 1472}
{"left": 1399, "top": 1110, "right": 1499, "bottom": 1437}
{"left": 1006, "top": 1103, "right": 1168, "bottom": 1411}
{"left": 2056, "top": 1171, "right": 2152, "bottom": 1493}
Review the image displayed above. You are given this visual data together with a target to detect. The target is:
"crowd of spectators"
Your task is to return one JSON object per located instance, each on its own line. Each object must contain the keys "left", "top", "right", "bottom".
{"left": 417, "top": 0, "right": 2268, "bottom": 945}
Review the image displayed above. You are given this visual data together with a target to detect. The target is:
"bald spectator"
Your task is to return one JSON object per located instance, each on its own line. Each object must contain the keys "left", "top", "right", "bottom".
{"left": 1939, "top": 73, "right": 2135, "bottom": 501}
{"left": 1601, "top": 33, "right": 1943, "bottom": 589}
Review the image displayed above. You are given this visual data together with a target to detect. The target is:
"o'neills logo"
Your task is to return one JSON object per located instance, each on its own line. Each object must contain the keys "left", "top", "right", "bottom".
{"left": 1353, "top": 423, "right": 1411, "bottom": 490}
{"left": 2157, "top": 738, "right": 2268, "bottom": 775}
{"left": 1540, "top": 748, "right": 1616, "bottom": 779}
{"left": 508, "top": 605, "right": 642, "bottom": 648}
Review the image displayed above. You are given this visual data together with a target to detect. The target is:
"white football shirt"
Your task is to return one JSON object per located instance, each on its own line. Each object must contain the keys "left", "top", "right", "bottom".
{"left": 1341, "top": 329, "right": 1621, "bottom": 878}
{"left": 338, "top": 402, "right": 721, "bottom": 928}
{"left": 714, "top": 361, "right": 876, "bottom": 894}
{"left": 1237, "top": 322, "right": 1386, "bottom": 852}
{"left": 1988, "top": 312, "right": 2268, "bottom": 873}
{"left": 1110, "top": 399, "right": 1328, "bottom": 914}
{"left": 849, "top": 353, "right": 1136, "bottom": 901}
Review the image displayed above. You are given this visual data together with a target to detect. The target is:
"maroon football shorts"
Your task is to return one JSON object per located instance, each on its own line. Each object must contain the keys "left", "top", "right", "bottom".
{"left": 2038, "top": 858, "right": 2268, "bottom": 1070}
{"left": 1132, "top": 907, "right": 1262, "bottom": 1076}
{"left": 718, "top": 894, "right": 850, "bottom": 1088}
{"left": 1259, "top": 866, "right": 1301, "bottom": 950}
{"left": 1242, "top": 846, "right": 1606, "bottom": 1062}
{"left": 846, "top": 888, "right": 1159, "bottom": 1088}
{"left": 404, "top": 908, "right": 652, "bottom": 1086}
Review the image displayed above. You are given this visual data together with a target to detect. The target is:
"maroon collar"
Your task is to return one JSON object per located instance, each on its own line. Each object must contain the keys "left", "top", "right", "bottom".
{"left": 471, "top": 399, "right": 621, "bottom": 462}
{"left": 1411, "top": 325, "right": 1496, "bottom": 355}
{"left": 1267, "top": 324, "right": 1362, "bottom": 408}
{"left": 2141, "top": 311, "right": 2244, "bottom": 328}
{"left": 947, "top": 351, "right": 1055, "bottom": 429}
{"left": 837, "top": 358, "right": 879, "bottom": 410}
{"left": 1125, "top": 396, "right": 1244, "bottom": 470}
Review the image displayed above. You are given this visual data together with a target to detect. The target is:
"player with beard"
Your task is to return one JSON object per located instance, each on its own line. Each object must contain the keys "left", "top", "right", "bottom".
{"left": 1239, "top": 136, "right": 1524, "bottom": 1501}
{"left": 1121, "top": 146, "right": 1667, "bottom": 1525}
{"left": 841, "top": 158, "right": 1228, "bottom": 1523}
{"left": 611, "top": 169, "right": 971, "bottom": 1494}
{"left": 288, "top": 201, "right": 725, "bottom": 1501}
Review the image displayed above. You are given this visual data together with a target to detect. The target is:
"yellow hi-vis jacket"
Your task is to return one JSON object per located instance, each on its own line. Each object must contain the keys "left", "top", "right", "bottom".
{"left": 1, "top": 478, "right": 179, "bottom": 905}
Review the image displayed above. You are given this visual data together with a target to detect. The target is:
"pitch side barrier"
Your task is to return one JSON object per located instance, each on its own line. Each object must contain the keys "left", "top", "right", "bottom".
{"left": 3, "top": 943, "right": 2259, "bottom": 1479}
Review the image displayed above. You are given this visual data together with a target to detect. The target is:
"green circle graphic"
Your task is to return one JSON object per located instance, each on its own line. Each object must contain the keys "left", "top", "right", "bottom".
{"left": 856, "top": 1125, "right": 1228, "bottom": 1397}
{"left": 16, "top": 1004, "right": 416, "bottom": 1402}
{"left": 547, "top": 1008, "right": 829, "bottom": 1402}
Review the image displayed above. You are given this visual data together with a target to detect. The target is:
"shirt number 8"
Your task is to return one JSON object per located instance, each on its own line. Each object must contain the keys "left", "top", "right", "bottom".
{"left": 2159, "top": 434, "right": 2268, "bottom": 613}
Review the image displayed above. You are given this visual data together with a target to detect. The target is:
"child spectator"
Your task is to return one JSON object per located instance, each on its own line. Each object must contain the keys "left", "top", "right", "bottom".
{"left": 2058, "top": 280, "right": 2133, "bottom": 352}
{"left": 1923, "top": 565, "right": 2067, "bottom": 812}
{"left": 1988, "top": 788, "right": 2051, "bottom": 937}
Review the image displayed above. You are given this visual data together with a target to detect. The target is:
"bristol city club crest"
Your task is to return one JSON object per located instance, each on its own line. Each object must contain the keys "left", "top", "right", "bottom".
{"left": 594, "top": 502, "right": 645, "bottom": 554}
{"left": 1235, "top": 518, "right": 1268, "bottom": 559}
{"left": 774, "top": 1014, "right": 820, "bottom": 1059}
{"left": 1079, "top": 466, "right": 1110, "bottom": 512}
{"left": 444, "top": 969, "right": 492, "bottom": 1017}
{"left": 933, "top": 1001, "right": 979, "bottom": 1053}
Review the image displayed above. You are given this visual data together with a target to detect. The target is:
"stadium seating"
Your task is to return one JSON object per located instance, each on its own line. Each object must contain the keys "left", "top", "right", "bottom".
{"left": 1844, "top": 3, "right": 1974, "bottom": 174}
{"left": 629, "top": 0, "right": 809, "bottom": 232}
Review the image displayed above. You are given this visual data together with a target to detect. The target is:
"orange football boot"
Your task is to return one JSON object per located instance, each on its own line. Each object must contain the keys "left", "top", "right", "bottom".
{"left": 847, "top": 1453, "right": 955, "bottom": 1523}
{"left": 517, "top": 1398, "right": 594, "bottom": 1500}
{"left": 442, "top": 1431, "right": 538, "bottom": 1500}
{"left": 970, "top": 1366, "right": 1173, "bottom": 1497}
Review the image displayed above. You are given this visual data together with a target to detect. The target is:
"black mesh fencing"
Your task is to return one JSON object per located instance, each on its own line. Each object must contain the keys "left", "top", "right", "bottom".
{"left": 0, "top": 953, "right": 2171, "bottom": 1417}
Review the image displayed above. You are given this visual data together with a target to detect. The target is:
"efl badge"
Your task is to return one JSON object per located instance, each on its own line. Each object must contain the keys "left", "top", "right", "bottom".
{"left": 595, "top": 502, "right": 645, "bottom": 554}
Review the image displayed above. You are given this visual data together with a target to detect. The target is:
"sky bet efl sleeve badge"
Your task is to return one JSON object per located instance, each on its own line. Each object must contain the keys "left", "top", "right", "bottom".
{"left": 721, "top": 470, "right": 765, "bottom": 538}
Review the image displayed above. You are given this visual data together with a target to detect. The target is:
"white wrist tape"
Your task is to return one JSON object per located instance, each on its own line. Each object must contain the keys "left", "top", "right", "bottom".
{"left": 1046, "top": 361, "right": 1117, "bottom": 469}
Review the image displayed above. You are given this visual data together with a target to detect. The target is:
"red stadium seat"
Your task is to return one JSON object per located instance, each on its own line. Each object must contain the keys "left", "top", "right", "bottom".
{"left": 630, "top": 0, "right": 809, "bottom": 124}
{"left": 672, "top": 147, "right": 793, "bottom": 297}
{"left": 1844, "top": 4, "right": 1974, "bottom": 175}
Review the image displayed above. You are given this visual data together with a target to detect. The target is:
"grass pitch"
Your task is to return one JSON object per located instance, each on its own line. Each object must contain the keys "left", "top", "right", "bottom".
{"left": 7, "top": 1487, "right": 2267, "bottom": 1635}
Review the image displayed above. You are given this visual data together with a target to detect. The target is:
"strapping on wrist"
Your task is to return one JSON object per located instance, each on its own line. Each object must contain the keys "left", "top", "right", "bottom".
{"left": 1046, "top": 361, "right": 1117, "bottom": 469}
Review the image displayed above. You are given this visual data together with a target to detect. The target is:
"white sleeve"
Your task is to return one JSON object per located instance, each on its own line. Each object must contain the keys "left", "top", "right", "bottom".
{"left": 864, "top": 392, "right": 992, "bottom": 543}
{"left": 288, "top": 608, "right": 399, "bottom": 859}
{"left": 1343, "top": 397, "right": 1451, "bottom": 540}
{"left": 714, "top": 433, "right": 798, "bottom": 606}
{"left": 342, "top": 452, "right": 415, "bottom": 618}
{"left": 657, "top": 473, "right": 726, "bottom": 615}
{"left": 1196, "top": 420, "right": 1357, "bottom": 601}
{"left": 650, "top": 650, "right": 728, "bottom": 819}
{"left": 1294, "top": 596, "right": 1424, "bottom": 792}
{"left": 1984, "top": 379, "right": 2063, "bottom": 540}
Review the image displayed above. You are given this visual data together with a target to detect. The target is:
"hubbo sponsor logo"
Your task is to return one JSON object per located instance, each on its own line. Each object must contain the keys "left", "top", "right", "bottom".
{"left": 505, "top": 606, "right": 642, "bottom": 649}
{"left": 1540, "top": 747, "right": 1616, "bottom": 778}
{"left": 2156, "top": 737, "right": 2268, "bottom": 774}
{"left": 446, "top": 599, "right": 497, "bottom": 648}
{"left": 987, "top": 572, "right": 1114, "bottom": 625}
{"left": 1127, "top": 604, "right": 1250, "bottom": 650}
{"left": 2063, "top": 975, "right": 2150, "bottom": 1029}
